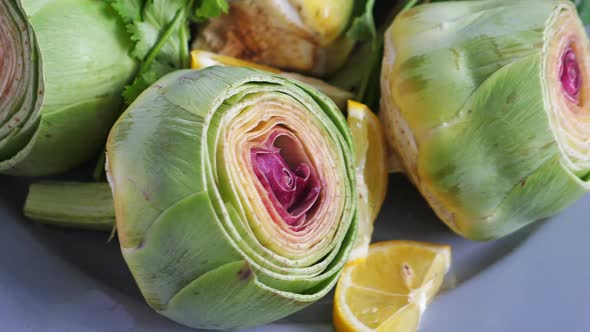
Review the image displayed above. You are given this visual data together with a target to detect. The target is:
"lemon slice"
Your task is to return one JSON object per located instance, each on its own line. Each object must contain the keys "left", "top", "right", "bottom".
{"left": 347, "top": 100, "right": 389, "bottom": 261}
{"left": 191, "top": 50, "right": 281, "bottom": 73}
{"left": 334, "top": 241, "right": 451, "bottom": 332}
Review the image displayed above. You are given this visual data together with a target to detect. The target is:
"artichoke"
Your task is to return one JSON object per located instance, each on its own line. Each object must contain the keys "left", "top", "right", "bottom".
{"left": 110, "top": 67, "right": 356, "bottom": 329}
{"left": 380, "top": 0, "right": 590, "bottom": 240}
{"left": 0, "top": 0, "right": 137, "bottom": 175}
{"left": 193, "top": 0, "right": 360, "bottom": 76}
{"left": 27, "top": 66, "right": 356, "bottom": 329}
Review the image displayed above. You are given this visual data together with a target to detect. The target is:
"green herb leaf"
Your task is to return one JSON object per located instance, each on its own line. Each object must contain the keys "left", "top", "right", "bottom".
{"left": 110, "top": 0, "right": 226, "bottom": 104}
{"left": 110, "top": 0, "right": 142, "bottom": 22}
{"left": 194, "top": 0, "right": 229, "bottom": 21}
{"left": 346, "top": 0, "right": 376, "bottom": 42}
{"left": 330, "top": 0, "right": 382, "bottom": 109}
{"left": 403, "top": 0, "right": 420, "bottom": 10}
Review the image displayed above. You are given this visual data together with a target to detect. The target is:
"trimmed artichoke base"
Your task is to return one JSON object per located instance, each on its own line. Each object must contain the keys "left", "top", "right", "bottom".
{"left": 193, "top": 0, "right": 354, "bottom": 75}
{"left": 0, "top": 0, "right": 41, "bottom": 164}
{"left": 0, "top": 0, "right": 136, "bottom": 175}
{"left": 380, "top": 0, "right": 590, "bottom": 240}
{"left": 0, "top": 0, "right": 25, "bottom": 124}
{"left": 108, "top": 68, "right": 356, "bottom": 329}
{"left": 544, "top": 5, "right": 590, "bottom": 176}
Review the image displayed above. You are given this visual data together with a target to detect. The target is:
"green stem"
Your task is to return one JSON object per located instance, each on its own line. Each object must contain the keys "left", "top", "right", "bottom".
{"left": 404, "top": 0, "right": 420, "bottom": 10}
{"left": 24, "top": 182, "right": 115, "bottom": 231}
{"left": 180, "top": 0, "right": 195, "bottom": 68}
{"left": 142, "top": 8, "right": 185, "bottom": 73}
{"left": 329, "top": 0, "right": 405, "bottom": 110}
{"left": 179, "top": 23, "right": 190, "bottom": 68}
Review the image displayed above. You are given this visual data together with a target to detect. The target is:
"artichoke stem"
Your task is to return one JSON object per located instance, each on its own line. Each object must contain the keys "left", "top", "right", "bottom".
{"left": 24, "top": 182, "right": 115, "bottom": 231}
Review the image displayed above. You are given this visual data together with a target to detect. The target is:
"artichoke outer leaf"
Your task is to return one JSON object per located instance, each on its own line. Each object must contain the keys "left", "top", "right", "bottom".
{"left": 161, "top": 215, "right": 356, "bottom": 330}
{"left": 418, "top": 54, "right": 581, "bottom": 239}
{"left": 162, "top": 261, "right": 318, "bottom": 330}
{"left": 3, "top": 96, "right": 123, "bottom": 175}
{"left": 471, "top": 156, "right": 589, "bottom": 240}
{"left": 107, "top": 90, "right": 206, "bottom": 247}
{"left": 418, "top": 55, "right": 555, "bottom": 224}
{"left": 121, "top": 191, "right": 242, "bottom": 310}
{"left": 388, "top": 0, "right": 554, "bottom": 139}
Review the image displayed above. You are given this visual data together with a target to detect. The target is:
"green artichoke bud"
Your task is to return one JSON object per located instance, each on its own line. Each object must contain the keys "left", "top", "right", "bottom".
{"left": 0, "top": 0, "right": 137, "bottom": 175}
{"left": 103, "top": 66, "right": 356, "bottom": 329}
{"left": 380, "top": 0, "right": 590, "bottom": 240}
{"left": 193, "top": 0, "right": 357, "bottom": 76}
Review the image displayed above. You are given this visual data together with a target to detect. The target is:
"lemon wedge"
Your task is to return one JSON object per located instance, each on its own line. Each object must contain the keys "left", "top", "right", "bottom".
{"left": 334, "top": 241, "right": 451, "bottom": 331}
{"left": 191, "top": 49, "right": 281, "bottom": 73}
{"left": 190, "top": 50, "right": 353, "bottom": 109}
{"left": 347, "top": 100, "right": 388, "bottom": 261}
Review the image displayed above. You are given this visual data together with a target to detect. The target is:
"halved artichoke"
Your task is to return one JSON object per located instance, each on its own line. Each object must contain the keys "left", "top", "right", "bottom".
{"left": 380, "top": 0, "right": 590, "bottom": 240}
{"left": 0, "top": 0, "right": 137, "bottom": 175}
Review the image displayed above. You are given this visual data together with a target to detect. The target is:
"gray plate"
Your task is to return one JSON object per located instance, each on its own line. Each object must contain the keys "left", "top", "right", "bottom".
{"left": 1, "top": 172, "right": 589, "bottom": 332}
